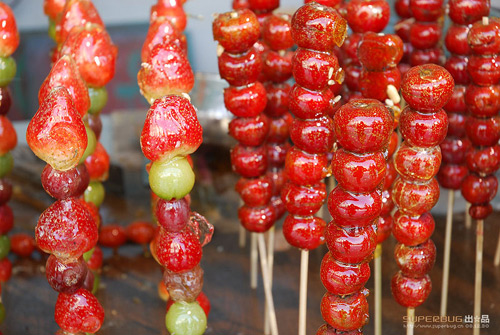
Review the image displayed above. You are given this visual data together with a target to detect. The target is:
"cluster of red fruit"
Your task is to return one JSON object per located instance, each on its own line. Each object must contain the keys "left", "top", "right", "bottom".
{"left": 214, "top": 9, "right": 277, "bottom": 233}
{"left": 138, "top": 1, "right": 212, "bottom": 334}
{"left": 461, "top": 15, "right": 500, "bottom": 219}
{"left": 439, "top": 0, "right": 490, "bottom": 194}
{"left": 393, "top": 0, "right": 412, "bottom": 75}
{"left": 25, "top": 0, "right": 118, "bottom": 333}
{"left": 0, "top": 2, "right": 20, "bottom": 323}
{"left": 391, "top": 64, "right": 454, "bottom": 307}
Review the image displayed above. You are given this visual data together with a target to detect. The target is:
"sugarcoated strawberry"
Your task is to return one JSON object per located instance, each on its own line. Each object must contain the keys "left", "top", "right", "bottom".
{"left": 55, "top": 289, "right": 104, "bottom": 333}
{"left": 44, "top": 0, "right": 66, "bottom": 21}
{"left": 55, "top": 0, "right": 104, "bottom": 44}
{"left": 0, "top": 116, "right": 17, "bottom": 155}
{"left": 0, "top": 3, "right": 19, "bottom": 57}
{"left": 141, "top": 16, "right": 186, "bottom": 62}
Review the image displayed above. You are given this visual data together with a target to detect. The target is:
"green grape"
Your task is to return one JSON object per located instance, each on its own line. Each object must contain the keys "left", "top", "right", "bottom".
{"left": 48, "top": 19, "right": 56, "bottom": 41}
{"left": 0, "top": 235, "right": 10, "bottom": 259}
{"left": 149, "top": 157, "right": 195, "bottom": 201}
{"left": 79, "top": 125, "right": 97, "bottom": 164}
{"left": 88, "top": 86, "right": 108, "bottom": 115}
{"left": 0, "top": 303, "right": 4, "bottom": 324}
{"left": 165, "top": 301, "right": 207, "bottom": 335}
{"left": 84, "top": 181, "right": 105, "bottom": 207}
{"left": 0, "top": 57, "right": 16, "bottom": 87}
{"left": 0, "top": 153, "right": 13, "bottom": 178}
{"left": 83, "top": 247, "right": 95, "bottom": 262}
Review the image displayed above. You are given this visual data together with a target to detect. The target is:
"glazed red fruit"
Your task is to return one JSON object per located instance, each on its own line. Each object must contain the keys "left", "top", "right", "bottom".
{"left": 285, "top": 147, "right": 327, "bottom": 186}
{"left": 409, "top": 0, "right": 443, "bottom": 22}
{"left": 391, "top": 272, "right": 432, "bottom": 307}
{"left": 42, "top": 164, "right": 89, "bottom": 199}
{"left": 262, "top": 14, "right": 293, "bottom": 51}
{"left": 289, "top": 85, "right": 334, "bottom": 120}
{"left": 444, "top": 55, "right": 470, "bottom": 85}
{"left": 394, "top": 144, "right": 442, "bottom": 182}
{"left": 465, "top": 116, "right": 500, "bottom": 147}
{"left": 468, "top": 55, "right": 500, "bottom": 86}
{"left": 346, "top": 0, "right": 390, "bottom": 33}
{"left": 36, "top": 198, "right": 98, "bottom": 259}
{"left": 126, "top": 221, "right": 155, "bottom": 244}
{"left": 328, "top": 187, "right": 382, "bottom": 227}
{"left": 99, "top": 224, "right": 127, "bottom": 249}
{"left": 358, "top": 33, "right": 403, "bottom": 71}
{"left": 392, "top": 211, "right": 435, "bottom": 246}
{"left": 447, "top": 113, "right": 466, "bottom": 138}
{"left": 0, "top": 3, "right": 19, "bottom": 57}
{"left": 342, "top": 33, "right": 362, "bottom": 64}
{"left": 248, "top": 0, "right": 279, "bottom": 11}
{"left": 212, "top": 9, "right": 260, "bottom": 54}
{"left": 55, "top": 289, "right": 104, "bottom": 334}
{"left": 466, "top": 145, "right": 500, "bottom": 175}
{"left": 444, "top": 86, "right": 467, "bottom": 114}
{"left": 409, "top": 22, "right": 441, "bottom": 50}
{"left": 445, "top": 25, "right": 470, "bottom": 56}
{"left": 59, "top": 24, "right": 118, "bottom": 88}
{"left": 334, "top": 99, "right": 393, "bottom": 153}
{"left": 401, "top": 64, "right": 454, "bottom": 112}
{"left": 395, "top": 239, "right": 436, "bottom": 278}
{"left": 141, "top": 95, "right": 202, "bottom": 162}
{"left": 395, "top": 0, "right": 411, "bottom": 18}
{"left": 150, "top": 2, "right": 187, "bottom": 32}
{"left": 44, "top": 0, "right": 66, "bottom": 21}
{"left": 86, "top": 245, "right": 103, "bottom": 271}
{"left": 236, "top": 176, "right": 273, "bottom": 207}
{"left": 224, "top": 82, "right": 267, "bottom": 118}
{"left": 344, "top": 65, "right": 361, "bottom": 92}
{"left": 465, "top": 85, "right": 500, "bottom": 118}
{"left": 138, "top": 43, "right": 194, "bottom": 102}
{"left": 0, "top": 205, "right": 13, "bottom": 234}
{"left": 156, "top": 197, "right": 190, "bottom": 232}
{"left": 0, "top": 258, "right": 11, "bottom": 282}
{"left": 84, "top": 142, "right": 110, "bottom": 181}
{"left": 377, "top": 215, "right": 393, "bottom": 244}
{"left": 437, "top": 164, "right": 468, "bottom": 189}
{"left": 321, "top": 290, "right": 369, "bottom": 331}
{"left": 392, "top": 178, "right": 440, "bottom": 216}
{"left": 317, "top": 324, "right": 362, "bottom": 335}
{"left": 218, "top": 48, "right": 262, "bottom": 87}
{"left": 461, "top": 174, "right": 498, "bottom": 205}
{"left": 26, "top": 87, "right": 87, "bottom": 171}
{"left": 268, "top": 114, "right": 291, "bottom": 143}
{"left": 290, "top": 116, "right": 334, "bottom": 154}
{"left": 265, "top": 83, "right": 291, "bottom": 117}
{"left": 10, "top": 233, "right": 36, "bottom": 257}
{"left": 291, "top": 2, "right": 347, "bottom": 52}
{"left": 292, "top": 48, "right": 342, "bottom": 91}
{"left": 283, "top": 215, "right": 326, "bottom": 250}
{"left": 326, "top": 224, "right": 377, "bottom": 264}
{"left": 470, "top": 203, "right": 493, "bottom": 220}
{"left": 262, "top": 50, "right": 293, "bottom": 83}
{"left": 281, "top": 182, "right": 326, "bottom": 216}
{"left": 359, "top": 67, "right": 401, "bottom": 101}
{"left": 87, "top": 113, "right": 103, "bottom": 140}
{"left": 0, "top": 87, "right": 12, "bottom": 116}
{"left": 0, "top": 115, "right": 17, "bottom": 155}
{"left": 155, "top": 227, "right": 202, "bottom": 272}
{"left": 395, "top": 18, "right": 413, "bottom": 42}
{"left": 410, "top": 48, "right": 444, "bottom": 66}
{"left": 229, "top": 114, "right": 269, "bottom": 147}
{"left": 320, "top": 252, "right": 370, "bottom": 296}
{"left": 468, "top": 20, "right": 500, "bottom": 55}
{"left": 46, "top": 255, "right": 88, "bottom": 294}
{"left": 448, "top": 0, "right": 490, "bottom": 26}
{"left": 231, "top": 144, "right": 268, "bottom": 178}
{"left": 239, "top": 204, "right": 276, "bottom": 233}
{"left": 232, "top": 0, "right": 249, "bottom": 9}
{"left": 55, "top": 0, "right": 104, "bottom": 44}
{"left": 332, "top": 149, "right": 386, "bottom": 192}
{"left": 141, "top": 16, "right": 185, "bottom": 62}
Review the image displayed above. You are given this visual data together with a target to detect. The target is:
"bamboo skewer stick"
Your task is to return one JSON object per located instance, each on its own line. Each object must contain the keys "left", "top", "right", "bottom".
{"left": 250, "top": 232, "right": 258, "bottom": 289}
{"left": 374, "top": 244, "right": 382, "bottom": 335}
{"left": 465, "top": 202, "right": 472, "bottom": 229}
{"left": 257, "top": 234, "right": 279, "bottom": 335}
{"left": 407, "top": 307, "right": 415, "bottom": 335}
{"left": 473, "top": 219, "right": 484, "bottom": 335}
{"left": 264, "top": 226, "right": 276, "bottom": 335}
{"left": 440, "top": 190, "right": 455, "bottom": 316}
{"left": 494, "top": 227, "right": 500, "bottom": 267}
{"left": 239, "top": 225, "right": 246, "bottom": 248}
{"left": 298, "top": 250, "right": 309, "bottom": 335}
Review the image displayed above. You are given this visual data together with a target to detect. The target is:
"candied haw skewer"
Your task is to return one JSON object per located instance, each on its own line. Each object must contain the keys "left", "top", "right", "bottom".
{"left": 357, "top": 30, "right": 403, "bottom": 335}
{"left": 438, "top": 0, "right": 489, "bottom": 317}
{"left": 393, "top": 0, "right": 413, "bottom": 76}
{"left": 323, "top": 99, "right": 393, "bottom": 334}
{"left": 213, "top": 9, "right": 279, "bottom": 335}
{"left": 0, "top": 2, "right": 18, "bottom": 323}
{"left": 460, "top": 16, "right": 499, "bottom": 334}
{"left": 391, "top": 64, "right": 454, "bottom": 333}
{"left": 408, "top": 0, "right": 445, "bottom": 66}
{"left": 285, "top": 3, "right": 347, "bottom": 335}
{"left": 139, "top": 2, "right": 214, "bottom": 334}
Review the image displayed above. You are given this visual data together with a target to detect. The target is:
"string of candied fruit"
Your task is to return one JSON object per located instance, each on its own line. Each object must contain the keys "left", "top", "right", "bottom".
{"left": 438, "top": 0, "right": 490, "bottom": 317}
{"left": 391, "top": 64, "right": 454, "bottom": 334}
{"left": 408, "top": 0, "right": 444, "bottom": 66}
{"left": 138, "top": 1, "right": 213, "bottom": 334}
{"left": 0, "top": 1, "right": 19, "bottom": 325}
{"left": 460, "top": 15, "right": 499, "bottom": 335}
{"left": 393, "top": 0, "right": 413, "bottom": 76}
{"left": 285, "top": 3, "right": 347, "bottom": 334}
{"left": 357, "top": 29, "right": 403, "bottom": 335}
